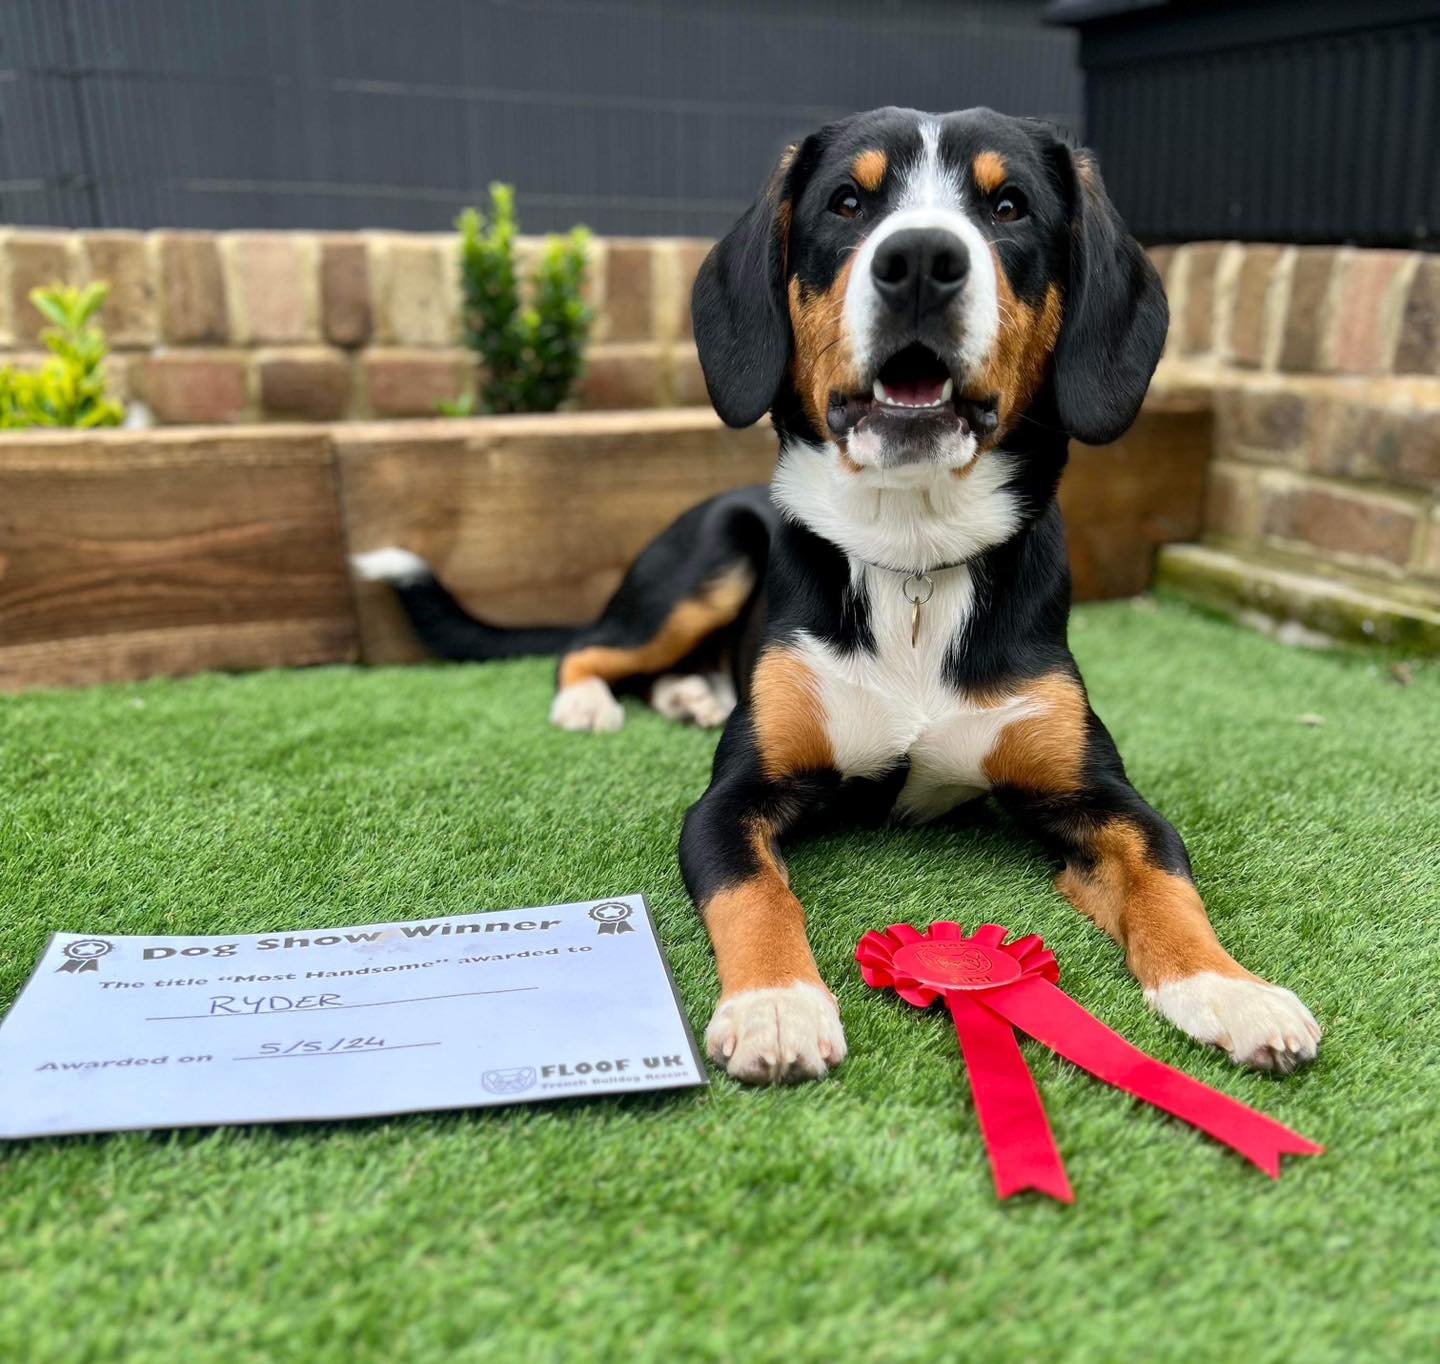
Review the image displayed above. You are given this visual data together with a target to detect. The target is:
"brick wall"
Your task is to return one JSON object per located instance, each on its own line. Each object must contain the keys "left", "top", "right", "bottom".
{"left": 2, "top": 224, "right": 1435, "bottom": 644}
{"left": 1149, "top": 243, "right": 1439, "bottom": 647}
{"left": 0, "top": 228, "right": 713, "bottom": 423}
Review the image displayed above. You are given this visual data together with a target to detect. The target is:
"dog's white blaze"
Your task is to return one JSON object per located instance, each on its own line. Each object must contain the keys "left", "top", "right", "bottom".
{"left": 843, "top": 116, "right": 1001, "bottom": 382}
{"left": 789, "top": 559, "right": 1037, "bottom": 823}
{"left": 773, "top": 438, "right": 1022, "bottom": 572}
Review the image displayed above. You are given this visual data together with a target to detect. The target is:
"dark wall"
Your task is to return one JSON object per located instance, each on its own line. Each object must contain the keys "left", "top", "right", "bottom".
{"left": 1058, "top": 0, "right": 1439, "bottom": 249}
{"left": 0, "top": 0, "right": 1080, "bottom": 237}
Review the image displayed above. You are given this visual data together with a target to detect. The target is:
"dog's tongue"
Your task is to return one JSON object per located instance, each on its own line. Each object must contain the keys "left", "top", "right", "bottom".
{"left": 880, "top": 376, "right": 947, "bottom": 407}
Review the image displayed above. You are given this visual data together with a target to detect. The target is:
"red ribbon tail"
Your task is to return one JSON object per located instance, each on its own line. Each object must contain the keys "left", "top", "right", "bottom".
{"left": 984, "top": 978, "right": 1324, "bottom": 1177}
{"left": 947, "top": 993, "right": 1073, "bottom": 1204}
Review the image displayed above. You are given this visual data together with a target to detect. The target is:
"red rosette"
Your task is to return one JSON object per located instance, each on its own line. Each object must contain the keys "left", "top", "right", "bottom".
{"left": 857, "top": 921, "right": 1056, "bottom": 1006}
{"left": 855, "top": 921, "right": 1322, "bottom": 1204}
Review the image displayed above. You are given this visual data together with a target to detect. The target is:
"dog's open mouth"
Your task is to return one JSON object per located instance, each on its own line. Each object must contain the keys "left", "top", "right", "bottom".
{"left": 827, "top": 343, "right": 998, "bottom": 441}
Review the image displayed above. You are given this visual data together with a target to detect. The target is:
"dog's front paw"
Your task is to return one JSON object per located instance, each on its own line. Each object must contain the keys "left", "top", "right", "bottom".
{"left": 705, "top": 983, "right": 847, "bottom": 1085}
{"left": 1147, "top": 972, "right": 1321, "bottom": 1074}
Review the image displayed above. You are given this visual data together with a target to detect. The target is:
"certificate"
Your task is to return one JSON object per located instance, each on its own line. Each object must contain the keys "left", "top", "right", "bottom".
{"left": 0, "top": 895, "right": 706, "bottom": 1139}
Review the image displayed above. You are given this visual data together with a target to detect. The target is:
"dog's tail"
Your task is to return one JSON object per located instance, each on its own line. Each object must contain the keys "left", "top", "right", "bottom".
{"left": 351, "top": 548, "right": 576, "bottom": 661}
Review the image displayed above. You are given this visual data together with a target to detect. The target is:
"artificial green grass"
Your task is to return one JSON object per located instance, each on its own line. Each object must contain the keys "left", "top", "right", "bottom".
{"left": 1, "top": 598, "right": 1437, "bottom": 1363}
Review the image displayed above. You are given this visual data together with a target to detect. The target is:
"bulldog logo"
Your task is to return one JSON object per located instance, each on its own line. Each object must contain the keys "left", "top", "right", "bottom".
{"left": 482, "top": 1066, "right": 537, "bottom": 1096}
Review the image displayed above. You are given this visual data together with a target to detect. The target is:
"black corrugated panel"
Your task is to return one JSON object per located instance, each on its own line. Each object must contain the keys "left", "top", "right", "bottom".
{"left": 0, "top": 0, "right": 1081, "bottom": 235}
{"left": 1052, "top": 0, "right": 1439, "bottom": 248}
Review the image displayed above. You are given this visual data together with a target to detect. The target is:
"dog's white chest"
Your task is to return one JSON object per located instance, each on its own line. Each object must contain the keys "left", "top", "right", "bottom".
{"left": 792, "top": 566, "right": 1038, "bottom": 822}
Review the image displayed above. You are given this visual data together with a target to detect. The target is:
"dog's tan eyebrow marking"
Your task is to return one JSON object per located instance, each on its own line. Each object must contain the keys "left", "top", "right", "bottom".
{"left": 851, "top": 148, "right": 887, "bottom": 192}
{"left": 972, "top": 151, "right": 1008, "bottom": 194}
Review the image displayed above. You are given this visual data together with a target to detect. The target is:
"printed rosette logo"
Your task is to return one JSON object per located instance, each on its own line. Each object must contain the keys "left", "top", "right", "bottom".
{"left": 55, "top": 939, "right": 114, "bottom": 975}
{"left": 588, "top": 902, "right": 635, "bottom": 936}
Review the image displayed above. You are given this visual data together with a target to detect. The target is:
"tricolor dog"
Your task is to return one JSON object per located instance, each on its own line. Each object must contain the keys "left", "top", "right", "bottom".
{"left": 356, "top": 107, "right": 1321, "bottom": 1085}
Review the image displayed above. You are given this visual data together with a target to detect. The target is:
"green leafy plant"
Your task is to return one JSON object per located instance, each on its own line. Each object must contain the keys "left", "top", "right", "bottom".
{"left": 447, "top": 183, "right": 592, "bottom": 415}
{"left": 0, "top": 282, "right": 125, "bottom": 429}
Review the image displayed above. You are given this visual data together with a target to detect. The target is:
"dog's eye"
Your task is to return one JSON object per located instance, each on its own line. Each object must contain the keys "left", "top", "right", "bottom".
{"left": 992, "top": 186, "right": 1028, "bottom": 224}
{"left": 828, "top": 185, "right": 861, "bottom": 219}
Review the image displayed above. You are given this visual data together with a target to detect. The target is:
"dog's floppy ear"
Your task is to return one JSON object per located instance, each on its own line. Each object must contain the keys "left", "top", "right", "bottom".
{"left": 1048, "top": 144, "right": 1168, "bottom": 445}
{"left": 691, "top": 144, "right": 801, "bottom": 428}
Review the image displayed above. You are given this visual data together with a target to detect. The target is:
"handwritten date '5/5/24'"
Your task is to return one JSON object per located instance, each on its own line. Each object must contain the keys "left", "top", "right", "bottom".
{"left": 257, "top": 1038, "right": 386, "bottom": 1056}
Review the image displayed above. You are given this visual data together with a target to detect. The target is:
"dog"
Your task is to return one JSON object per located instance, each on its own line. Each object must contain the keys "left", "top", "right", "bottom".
{"left": 355, "top": 106, "right": 1321, "bottom": 1085}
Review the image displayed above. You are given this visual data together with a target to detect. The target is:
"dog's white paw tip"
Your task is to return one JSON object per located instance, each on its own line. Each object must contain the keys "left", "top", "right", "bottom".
{"left": 704, "top": 983, "right": 846, "bottom": 1085}
{"left": 549, "top": 678, "right": 625, "bottom": 734}
{"left": 1148, "top": 972, "right": 1321, "bottom": 1075}
{"left": 650, "top": 674, "right": 735, "bottom": 729}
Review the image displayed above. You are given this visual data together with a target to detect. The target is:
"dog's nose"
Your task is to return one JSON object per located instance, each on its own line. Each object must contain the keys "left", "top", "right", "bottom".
{"left": 870, "top": 228, "right": 969, "bottom": 317}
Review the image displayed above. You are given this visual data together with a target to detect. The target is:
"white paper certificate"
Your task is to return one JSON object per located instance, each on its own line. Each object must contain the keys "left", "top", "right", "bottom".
{"left": 0, "top": 896, "right": 706, "bottom": 1139}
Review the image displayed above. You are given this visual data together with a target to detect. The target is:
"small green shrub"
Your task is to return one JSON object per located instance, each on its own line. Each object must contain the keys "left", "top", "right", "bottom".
{"left": 0, "top": 283, "right": 125, "bottom": 430}
{"left": 447, "top": 183, "right": 592, "bottom": 415}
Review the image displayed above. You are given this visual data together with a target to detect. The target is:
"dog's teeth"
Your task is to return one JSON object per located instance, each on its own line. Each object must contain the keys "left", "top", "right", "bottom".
{"left": 872, "top": 379, "right": 886, "bottom": 402}
{"left": 941, "top": 378, "right": 954, "bottom": 402}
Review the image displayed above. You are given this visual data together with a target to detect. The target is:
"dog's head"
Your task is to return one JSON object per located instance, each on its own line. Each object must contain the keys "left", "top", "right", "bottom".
{"left": 693, "top": 107, "right": 1167, "bottom": 479}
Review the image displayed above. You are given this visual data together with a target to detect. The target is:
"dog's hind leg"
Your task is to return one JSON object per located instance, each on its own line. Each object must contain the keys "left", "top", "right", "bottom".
{"left": 550, "top": 488, "right": 772, "bottom": 733}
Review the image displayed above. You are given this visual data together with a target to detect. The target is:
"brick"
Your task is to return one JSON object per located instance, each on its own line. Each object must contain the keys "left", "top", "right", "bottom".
{"left": 257, "top": 348, "right": 351, "bottom": 421}
{"left": 1314, "top": 401, "right": 1440, "bottom": 492}
{"left": 6, "top": 232, "right": 75, "bottom": 345}
{"left": 155, "top": 233, "right": 228, "bottom": 344}
{"left": 1203, "top": 461, "right": 1261, "bottom": 543}
{"left": 1262, "top": 479, "right": 1419, "bottom": 570}
{"left": 224, "top": 234, "right": 318, "bottom": 344}
{"left": 1178, "top": 243, "right": 1224, "bottom": 356}
{"left": 1215, "top": 384, "right": 1314, "bottom": 465}
{"left": 1418, "top": 509, "right": 1440, "bottom": 581}
{"left": 575, "top": 344, "right": 666, "bottom": 409}
{"left": 79, "top": 232, "right": 156, "bottom": 347}
{"left": 578, "top": 235, "right": 604, "bottom": 319}
{"left": 1398, "top": 410, "right": 1440, "bottom": 488}
{"left": 99, "top": 351, "right": 136, "bottom": 407}
{"left": 362, "top": 348, "right": 471, "bottom": 417}
{"left": 375, "top": 235, "right": 455, "bottom": 347}
{"left": 602, "top": 241, "right": 656, "bottom": 343}
{"left": 1277, "top": 247, "right": 1339, "bottom": 373}
{"left": 320, "top": 237, "right": 372, "bottom": 347}
{"left": 1394, "top": 256, "right": 1440, "bottom": 376}
{"left": 1227, "top": 245, "right": 1283, "bottom": 368}
{"left": 1311, "top": 399, "right": 1394, "bottom": 481}
{"left": 670, "top": 344, "right": 711, "bottom": 408}
{"left": 1146, "top": 245, "right": 1175, "bottom": 294}
{"left": 674, "top": 239, "right": 711, "bottom": 341}
{"left": 139, "top": 352, "right": 250, "bottom": 424}
{"left": 1325, "top": 250, "right": 1411, "bottom": 375}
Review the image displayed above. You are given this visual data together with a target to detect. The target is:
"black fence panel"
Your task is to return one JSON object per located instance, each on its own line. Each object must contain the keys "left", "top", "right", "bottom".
{"left": 1052, "top": 0, "right": 1439, "bottom": 249}
{"left": 0, "top": 0, "right": 1080, "bottom": 236}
